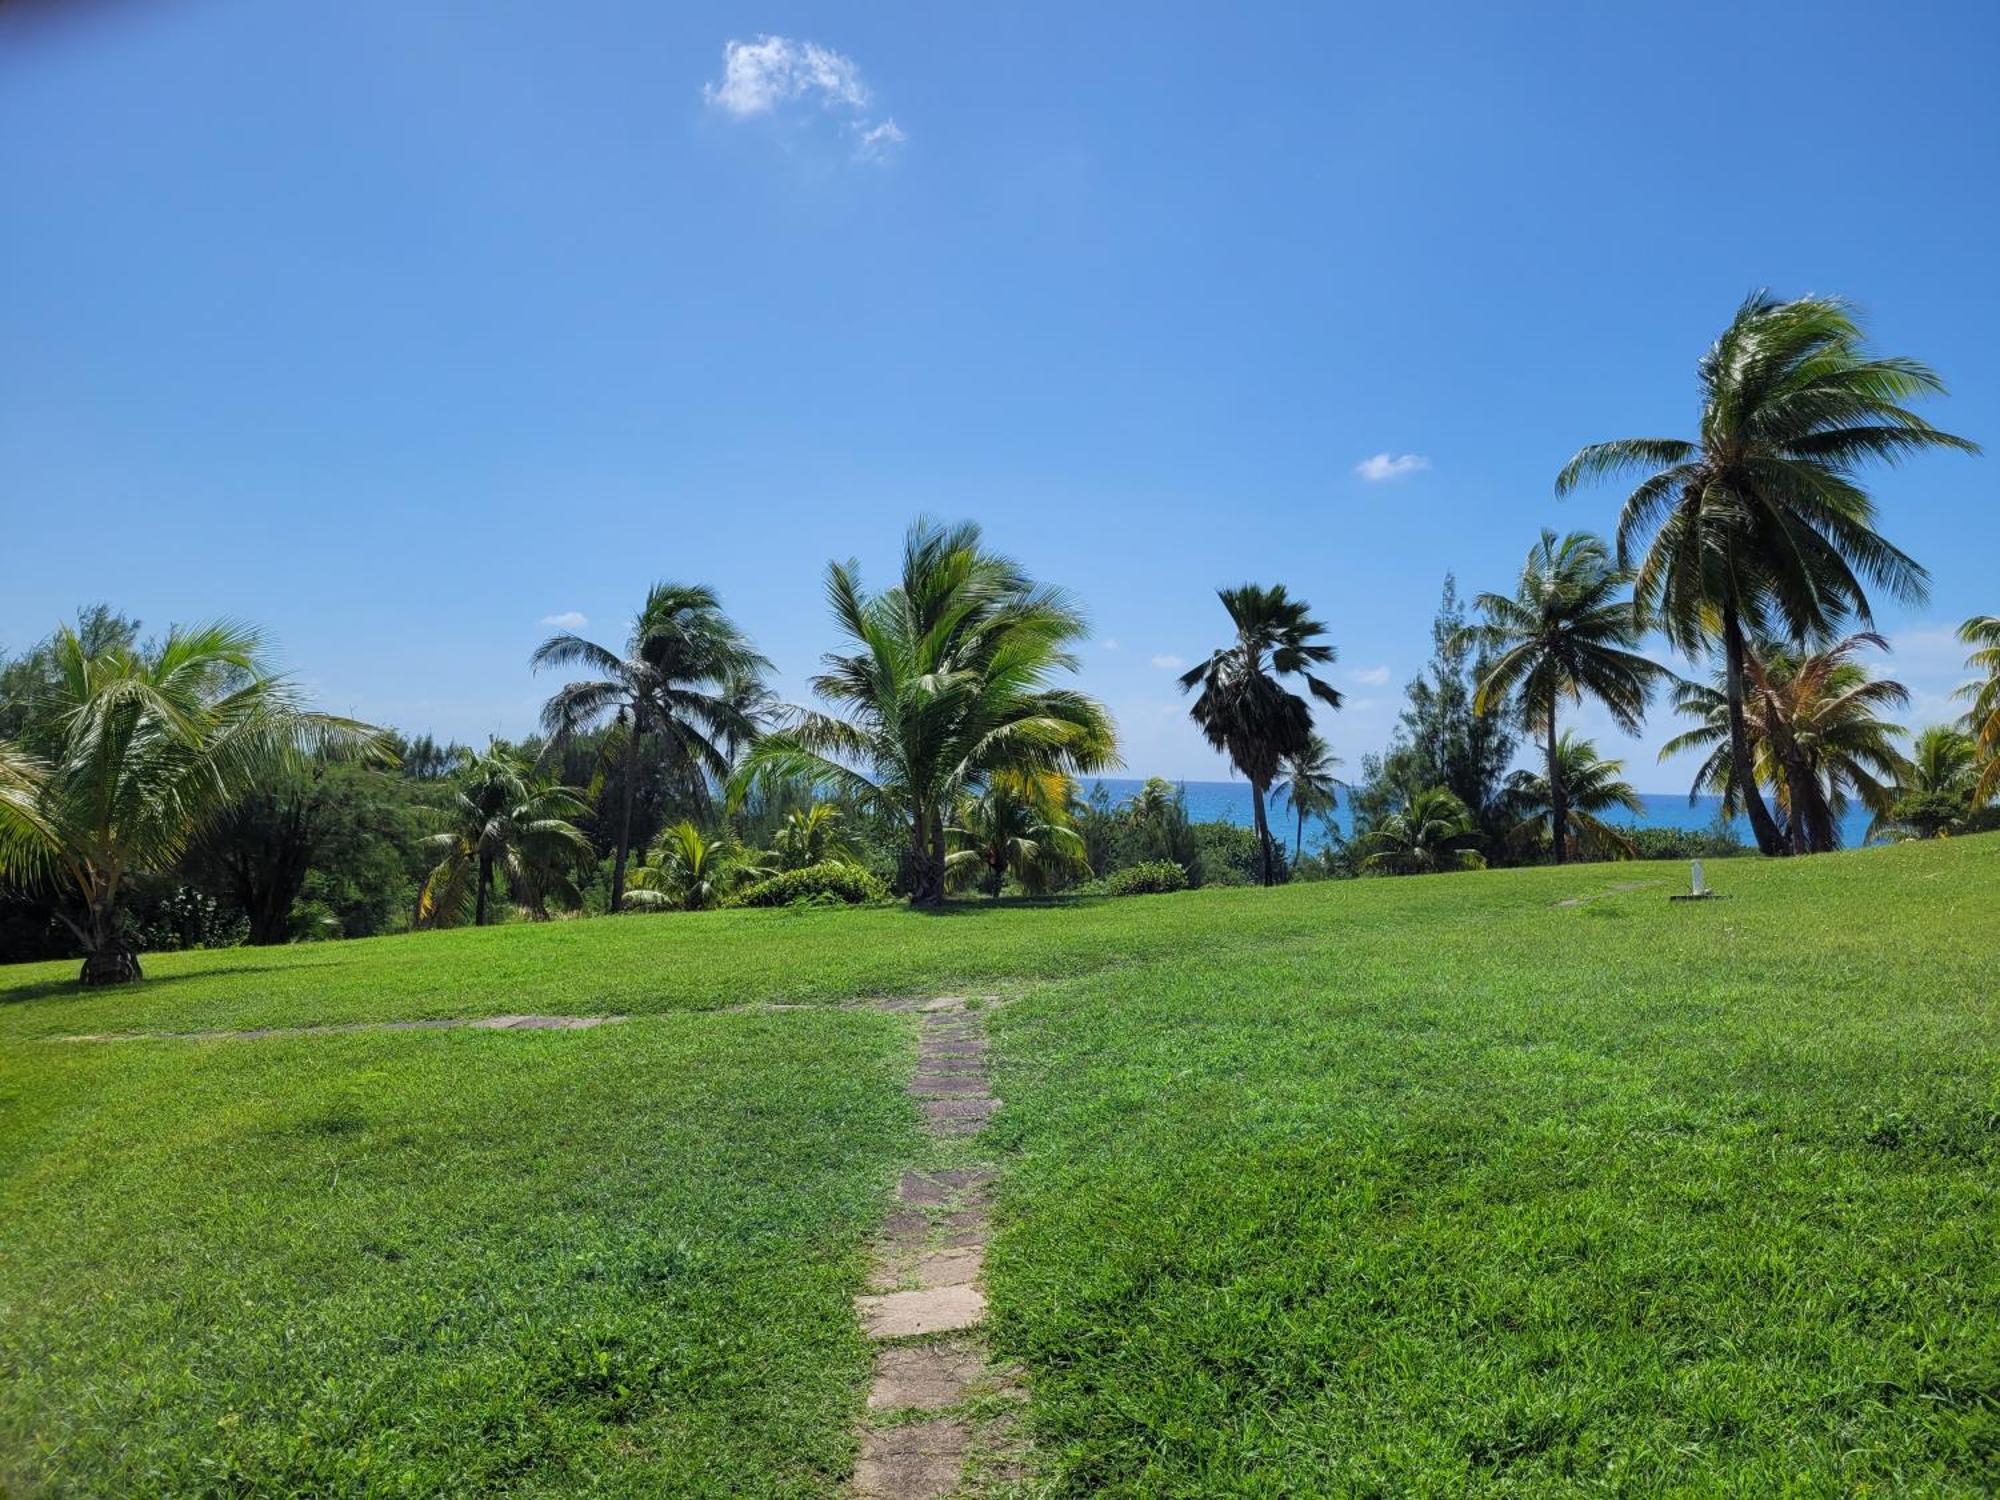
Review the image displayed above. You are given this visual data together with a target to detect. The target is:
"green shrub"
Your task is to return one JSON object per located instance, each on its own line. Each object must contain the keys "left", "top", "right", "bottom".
{"left": 735, "top": 862, "right": 889, "bottom": 909}
{"left": 1098, "top": 860, "right": 1189, "bottom": 896}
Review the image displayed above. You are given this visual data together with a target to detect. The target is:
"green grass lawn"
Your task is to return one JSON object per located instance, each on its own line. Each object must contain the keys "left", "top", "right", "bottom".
{"left": 4, "top": 837, "right": 1998, "bottom": 1493}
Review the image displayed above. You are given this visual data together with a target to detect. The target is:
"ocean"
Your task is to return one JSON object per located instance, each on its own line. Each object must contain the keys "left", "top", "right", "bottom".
{"left": 1082, "top": 777, "right": 1876, "bottom": 851}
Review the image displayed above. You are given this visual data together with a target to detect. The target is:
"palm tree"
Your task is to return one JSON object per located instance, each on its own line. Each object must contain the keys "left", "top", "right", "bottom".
{"left": 533, "top": 584, "right": 768, "bottom": 913}
{"left": 767, "top": 803, "right": 858, "bottom": 871}
{"left": 418, "top": 748, "right": 593, "bottom": 928}
{"left": 625, "top": 821, "right": 765, "bottom": 912}
{"left": 1461, "top": 530, "right": 1666, "bottom": 864}
{"left": 731, "top": 519, "right": 1118, "bottom": 906}
{"left": 1179, "top": 584, "right": 1342, "bottom": 886}
{"left": 1957, "top": 615, "right": 2000, "bottom": 806}
{"left": 0, "top": 741, "right": 55, "bottom": 882}
{"left": 1870, "top": 725, "right": 1980, "bottom": 841}
{"left": 946, "top": 772, "right": 1085, "bottom": 897}
{"left": 1273, "top": 734, "right": 1341, "bottom": 866}
{"left": 1503, "top": 732, "right": 1644, "bottom": 861}
{"left": 8, "top": 620, "right": 385, "bottom": 982}
{"left": 1661, "top": 634, "right": 1908, "bottom": 853}
{"left": 1557, "top": 293, "right": 1976, "bottom": 856}
{"left": 1356, "top": 785, "right": 1486, "bottom": 876}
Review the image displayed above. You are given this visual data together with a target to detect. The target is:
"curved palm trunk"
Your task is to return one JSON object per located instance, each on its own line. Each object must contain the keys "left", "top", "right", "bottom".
{"left": 475, "top": 851, "right": 493, "bottom": 927}
{"left": 1294, "top": 804, "right": 1306, "bottom": 867}
{"left": 1250, "top": 779, "right": 1274, "bottom": 886}
{"left": 1785, "top": 758, "right": 1813, "bottom": 855}
{"left": 1546, "top": 711, "right": 1567, "bottom": 866}
{"left": 1722, "top": 603, "right": 1788, "bottom": 857}
{"left": 609, "top": 725, "right": 639, "bottom": 913}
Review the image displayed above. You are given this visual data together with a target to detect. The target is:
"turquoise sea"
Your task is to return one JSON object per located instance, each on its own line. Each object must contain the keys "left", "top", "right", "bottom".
{"left": 1084, "top": 777, "right": 1876, "bottom": 851}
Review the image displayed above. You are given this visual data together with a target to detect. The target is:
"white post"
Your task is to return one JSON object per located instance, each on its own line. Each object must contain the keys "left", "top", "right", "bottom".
{"left": 1690, "top": 859, "right": 1706, "bottom": 898}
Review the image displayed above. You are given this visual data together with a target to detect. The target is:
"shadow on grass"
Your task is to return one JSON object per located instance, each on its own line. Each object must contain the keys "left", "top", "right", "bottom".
{"left": 0, "top": 962, "right": 332, "bottom": 1007}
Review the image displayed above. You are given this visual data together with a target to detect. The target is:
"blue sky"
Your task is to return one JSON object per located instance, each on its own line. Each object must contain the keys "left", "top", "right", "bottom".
{"left": 3, "top": 1, "right": 1995, "bottom": 787}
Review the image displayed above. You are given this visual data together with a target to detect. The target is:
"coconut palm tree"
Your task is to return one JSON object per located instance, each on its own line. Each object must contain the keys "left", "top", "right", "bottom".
{"left": 1355, "top": 785, "right": 1486, "bottom": 876}
{"left": 0, "top": 740, "right": 55, "bottom": 882}
{"left": 1957, "top": 615, "right": 2000, "bottom": 806}
{"left": 1662, "top": 634, "right": 1908, "bottom": 853}
{"left": 767, "top": 803, "right": 858, "bottom": 871}
{"left": 1557, "top": 293, "right": 1975, "bottom": 856}
{"left": 418, "top": 748, "right": 594, "bottom": 928}
{"left": 1179, "top": 584, "right": 1343, "bottom": 886}
{"left": 533, "top": 584, "right": 768, "bottom": 913}
{"left": 1460, "top": 530, "right": 1666, "bottom": 864}
{"left": 7, "top": 622, "right": 386, "bottom": 981}
{"left": 1503, "top": 732, "right": 1644, "bottom": 861}
{"left": 1870, "top": 725, "right": 1981, "bottom": 841}
{"left": 946, "top": 772, "right": 1086, "bottom": 897}
{"left": 731, "top": 519, "right": 1118, "bottom": 906}
{"left": 1273, "top": 734, "right": 1341, "bottom": 866}
{"left": 625, "top": 821, "right": 765, "bottom": 912}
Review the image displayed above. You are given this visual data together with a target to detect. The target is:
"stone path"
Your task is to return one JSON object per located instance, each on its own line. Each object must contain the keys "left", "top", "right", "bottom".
{"left": 852, "top": 996, "right": 1024, "bottom": 1498}
{"left": 56, "top": 1015, "right": 623, "bottom": 1043}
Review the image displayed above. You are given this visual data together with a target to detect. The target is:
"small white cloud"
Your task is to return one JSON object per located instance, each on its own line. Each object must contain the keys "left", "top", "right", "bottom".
{"left": 541, "top": 611, "right": 588, "bottom": 630}
{"left": 1102, "top": 638, "right": 1121, "bottom": 651}
{"left": 1355, "top": 452, "right": 1430, "bottom": 482}
{"left": 704, "top": 36, "right": 905, "bottom": 159}
{"left": 1151, "top": 653, "right": 1185, "bottom": 670}
{"left": 1352, "top": 664, "right": 1391, "bottom": 686}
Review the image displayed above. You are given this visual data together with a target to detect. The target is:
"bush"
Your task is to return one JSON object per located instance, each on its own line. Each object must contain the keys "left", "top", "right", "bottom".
{"left": 734, "top": 862, "right": 889, "bottom": 909}
{"left": 1096, "top": 860, "right": 1189, "bottom": 897}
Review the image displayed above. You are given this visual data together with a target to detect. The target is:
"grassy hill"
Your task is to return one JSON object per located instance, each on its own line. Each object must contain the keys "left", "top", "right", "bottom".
{"left": 4, "top": 837, "right": 1997, "bottom": 1494}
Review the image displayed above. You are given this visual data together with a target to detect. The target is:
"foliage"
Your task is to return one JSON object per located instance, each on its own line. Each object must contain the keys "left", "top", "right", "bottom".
{"left": 1870, "top": 724, "right": 1987, "bottom": 841}
{"left": 732, "top": 518, "right": 1117, "bottom": 905}
{"left": 418, "top": 748, "right": 594, "bottom": 927}
{"left": 765, "top": 802, "right": 858, "bottom": 872}
{"left": 1355, "top": 784, "right": 1486, "bottom": 875}
{"left": 1502, "top": 733, "right": 1644, "bottom": 861}
{"left": 1559, "top": 292, "right": 1976, "bottom": 855}
{"left": 1618, "top": 818, "right": 1748, "bottom": 862}
{"left": 1180, "top": 584, "right": 1341, "bottom": 886}
{"left": 734, "top": 861, "right": 890, "bottom": 908}
{"left": 946, "top": 772, "right": 1086, "bottom": 896}
{"left": 1272, "top": 734, "right": 1341, "bottom": 865}
{"left": 1090, "top": 859, "right": 1190, "bottom": 896}
{"left": 1958, "top": 614, "right": 2000, "bottom": 806}
{"left": 625, "top": 821, "right": 767, "bottom": 912}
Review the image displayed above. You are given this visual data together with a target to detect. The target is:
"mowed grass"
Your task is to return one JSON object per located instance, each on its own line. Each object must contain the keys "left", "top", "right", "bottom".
{"left": 0, "top": 1012, "right": 917, "bottom": 1497}
{"left": 2, "top": 836, "right": 1998, "bottom": 1494}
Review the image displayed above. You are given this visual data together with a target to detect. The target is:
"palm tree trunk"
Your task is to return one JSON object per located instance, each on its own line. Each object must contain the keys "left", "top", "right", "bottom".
{"left": 476, "top": 852, "right": 492, "bottom": 927}
{"left": 1785, "top": 757, "right": 1816, "bottom": 855}
{"left": 1250, "top": 780, "right": 1273, "bottom": 886}
{"left": 908, "top": 807, "right": 941, "bottom": 906}
{"left": 1295, "top": 804, "right": 1305, "bottom": 867}
{"left": 1722, "top": 602, "right": 1787, "bottom": 857}
{"left": 610, "top": 723, "right": 639, "bottom": 913}
{"left": 77, "top": 886, "right": 142, "bottom": 985}
{"left": 1546, "top": 711, "right": 1566, "bottom": 866}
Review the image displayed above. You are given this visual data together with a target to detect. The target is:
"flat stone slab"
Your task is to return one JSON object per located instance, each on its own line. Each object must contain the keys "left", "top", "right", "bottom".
{"left": 854, "top": 1419, "right": 969, "bottom": 1498}
{"left": 857, "top": 1283, "right": 987, "bottom": 1339}
{"left": 922, "top": 1096, "right": 1000, "bottom": 1122}
{"left": 912, "top": 1245, "right": 984, "bottom": 1287}
{"left": 868, "top": 1342, "right": 986, "bottom": 1411}
{"left": 914, "top": 1056, "right": 984, "bottom": 1079}
{"left": 909, "top": 1074, "right": 989, "bottom": 1097}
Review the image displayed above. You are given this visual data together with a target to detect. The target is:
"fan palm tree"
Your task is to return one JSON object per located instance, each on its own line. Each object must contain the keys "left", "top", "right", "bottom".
{"left": 946, "top": 772, "right": 1085, "bottom": 897}
{"left": 625, "top": 821, "right": 765, "bottom": 912}
{"left": 1460, "top": 530, "right": 1666, "bottom": 864}
{"left": 1273, "top": 734, "right": 1341, "bottom": 865}
{"left": 1661, "top": 634, "right": 1908, "bottom": 853}
{"left": 731, "top": 518, "right": 1118, "bottom": 906}
{"left": 533, "top": 584, "right": 768, "bottom": 913}
{"left": 1179, "top": 584, "right": 1343, "bottom": 886}
{"left": 1557, "top": 293, "right": 1975, "bottom": 856}
{"left": 1870, "top": 725, "right": 1980, "bottom": 841}
{"left": 767, "top": 803, "right": 857, "bottom": 871}
{"left": 8, "top": 620, "right": 386, "bottom": 982}
{"left": 1957, "top": 615, "right": 2000, "bottom": 806}
{"left": 418, "top": 749, "right": 593, "bottom": 928}
{"left": 1356, "top": 785, "right": 1486, "bottom": 876}
{"left": 1503, "top": 732, "right": 1644, "bottom": 861}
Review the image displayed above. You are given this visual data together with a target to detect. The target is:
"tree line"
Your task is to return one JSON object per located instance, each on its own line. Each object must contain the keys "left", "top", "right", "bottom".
{"left": 1, "top": 292, "right": 1993, "bottom": 984}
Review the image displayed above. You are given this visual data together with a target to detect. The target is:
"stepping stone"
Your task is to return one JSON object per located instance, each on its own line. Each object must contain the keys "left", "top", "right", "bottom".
{"left": 909, "top": 1074, "right": 988, "bottom": 1097}
{"left": 938, "top": 1212, "right": 988, "bottom": 1248}
{"left": 920, "top": 996, "right": 970, "bottom": 1013}
{"left": 912, "top": 1245, "right": 984, "bottom": 1287}
{"left": 930, "top": 1167, "right": 997, "bottom": 1195}
{"left": 897, "top": 1171, "right": 953, "bottom": 1207}
{"left": 879, "top": 1209, "right": 929, "bottom": 1244}
{"left": 930, "top": 1116, "right": 988, "bottom": 1138}
{"left": 854, "top": 1419, "right": 969, "bottom": 1498}
{"left": 915, "top": 1055, "right": 984, "bottom": 1077}
{"left": 867, "top": 1342, "right": 984, "bottom": 1411}
{"left": 922, "top": 1097, "right": 999, "bottom": 1123}
{"left": 857, "top": 1283, "right": 986, "bottom": 1339}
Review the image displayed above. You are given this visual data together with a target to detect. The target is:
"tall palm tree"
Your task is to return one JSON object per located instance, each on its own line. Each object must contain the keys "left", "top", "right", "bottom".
{"left": 534, "top": 584, "right": 768, "bottom": 913}
{"left": 946, "top": 772, "right": 1085, "bottom": 897}
{"left": 625, "top": 821, "right": 765, "bottom": 912}
{"left": 1273, "top": 734, "right": 1341, "bottom": 866}
{"left": 1870, "top": 725, "right": 1980, "bottom": 841}
{"left": 1356, "top": 785, "right": 1486, "bottom": 876}
{"left": 1461, "top": 530, "right": 1666, "bottom": 864}
{"left": 1557, "top": 293, "right": 1975, "bottom": 855}
{"left": 9, "top": 620, "right": 384, "bottom": 982}
{"left": 418, "top": 749, "right": 593, "bottom": 928}
{"left": 1503, "top": 732, "right": 1644, "bottom": 861}
{"left": 731, "top": 518, "right": 1118, "bottom": 906}
{"left": 1179, "top": 584, "right": 1342, "bottom": 886}
{"left": 1662, "top": 634, "right": 1908, "bottom": 853}
{"left": 1957, "top": 615, "right": 2000, "bottom": 806}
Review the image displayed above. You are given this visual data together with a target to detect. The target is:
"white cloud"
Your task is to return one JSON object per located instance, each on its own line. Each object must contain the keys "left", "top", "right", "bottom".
{"left": 1151, "top": 653, "right": 1185, "bottom": 670}
{"left": 704, "top": 36, "right": 905, "bottom": 160}
{"left": 1351, "top": 664, "right": 1391, "bottom": 686}
{"left": 1101, "top": 638, "right": 1121, "bottom": 651}
{"left": 1355, "top": 452, "right": 1430, "bottom": 482}
{"left": 540, "top": 611, "right": 588, "bottom": 630}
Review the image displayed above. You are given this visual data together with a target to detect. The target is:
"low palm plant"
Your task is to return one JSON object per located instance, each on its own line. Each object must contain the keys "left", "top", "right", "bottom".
{"left": 418, "top": 749, "right": 594, "bottom": 928}
{"left": 1356, "top": 785, "right": 1486, "bottom": 875}
{"left": 1870, "top": 725, "right": 1981, "bottom": 841}
{"left": 1503, "top": 733, "right": 1643, "bottom": 861}
{"left": 0, "top": 741, "right": 55, "bottom": 882}
{"left": 946, "top": 772, "right": 1085, "bottom": 897}
{"left": 9, "top": 620, "right": 384, "bottom": 982}
{"left": 767, "top": 803, "right": 857, "bottom": 871}
{"left": 626, "top": 821, "right": 766, "bottom": 911}
{"left": 1273, "top": 734, "right": 1341, "bottom": 865}
{"left": 1957, "top": 615, "right": 2000, "bottom": 806}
